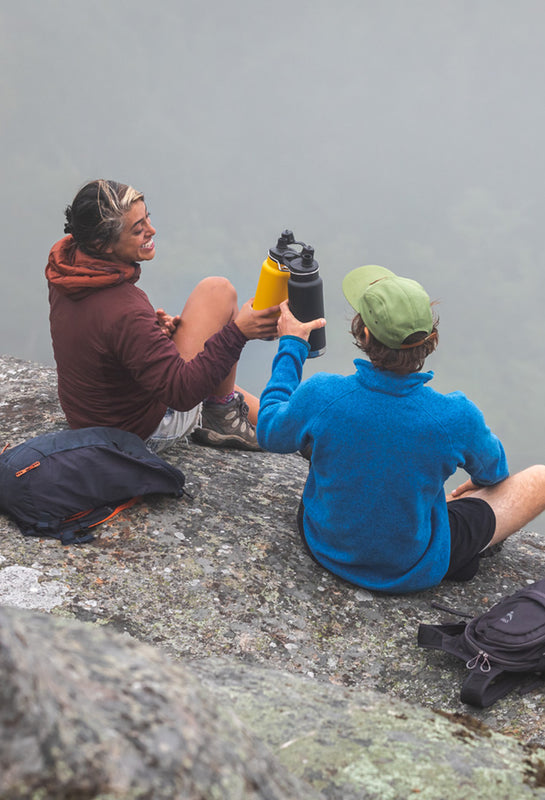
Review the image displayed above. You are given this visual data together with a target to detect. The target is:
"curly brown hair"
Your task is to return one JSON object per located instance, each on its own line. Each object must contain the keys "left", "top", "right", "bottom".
{"left": 350, "top": 312, "right": 439, "bottom": 374}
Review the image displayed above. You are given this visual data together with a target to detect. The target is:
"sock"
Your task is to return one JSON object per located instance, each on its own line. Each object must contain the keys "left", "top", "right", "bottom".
{"left": 204, "top": 390, "right": 236, "bottom": 406}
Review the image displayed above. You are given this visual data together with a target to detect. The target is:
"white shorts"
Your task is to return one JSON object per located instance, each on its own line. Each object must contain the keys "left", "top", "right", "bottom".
{"left": 146, "top": 405, "right": 202, "bottom": 455}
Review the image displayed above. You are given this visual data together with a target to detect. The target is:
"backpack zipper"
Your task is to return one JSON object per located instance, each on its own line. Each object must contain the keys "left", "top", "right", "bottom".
{"left": 466, "top": 651, "right": 491, "bottom": 672}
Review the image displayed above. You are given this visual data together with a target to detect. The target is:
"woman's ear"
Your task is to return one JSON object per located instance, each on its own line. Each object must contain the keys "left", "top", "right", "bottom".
{"left": 363, "top": 326, "right": 371, "bottom": 345}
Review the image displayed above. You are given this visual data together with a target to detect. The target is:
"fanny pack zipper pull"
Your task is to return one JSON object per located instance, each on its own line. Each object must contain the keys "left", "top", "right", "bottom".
{"left": 466, "top": 650, "right": 491, "bottom": 672}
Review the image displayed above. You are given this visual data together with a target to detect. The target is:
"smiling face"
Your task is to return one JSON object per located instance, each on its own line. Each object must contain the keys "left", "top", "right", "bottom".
{"left": 106, "top": 199, "right": 156, "bottom": 264}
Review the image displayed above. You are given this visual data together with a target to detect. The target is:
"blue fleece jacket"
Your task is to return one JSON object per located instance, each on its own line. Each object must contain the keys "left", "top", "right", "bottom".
{"left": 257, "top": 336, "right": 509, "bottom": 593}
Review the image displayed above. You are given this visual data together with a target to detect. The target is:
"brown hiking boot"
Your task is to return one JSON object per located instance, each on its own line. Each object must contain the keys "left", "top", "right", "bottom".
{"left": 191, "top": 392, "right": 260, "bottom": 451}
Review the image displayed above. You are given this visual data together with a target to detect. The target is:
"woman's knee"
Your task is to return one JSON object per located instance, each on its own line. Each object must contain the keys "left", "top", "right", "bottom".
{"left": 179, "top": 276, "right": 238, "bottom": 329}
{"left": 193, "top": 276, "right": 237, "bottom": 305}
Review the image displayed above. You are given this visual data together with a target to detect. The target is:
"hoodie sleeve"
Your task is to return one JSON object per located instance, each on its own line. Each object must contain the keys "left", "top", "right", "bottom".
{"left": 109, "top": 289, "right": 248, "bottom": 411}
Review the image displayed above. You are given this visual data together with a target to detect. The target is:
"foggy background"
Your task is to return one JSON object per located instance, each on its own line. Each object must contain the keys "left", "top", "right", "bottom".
{"left": 1, "top": 1, "right": 544, "bottom": 524}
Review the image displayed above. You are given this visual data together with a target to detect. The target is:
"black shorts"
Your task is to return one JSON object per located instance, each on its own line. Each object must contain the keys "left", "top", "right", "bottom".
{"left": 444, "top": 497, "right": 496, "bottom": 581}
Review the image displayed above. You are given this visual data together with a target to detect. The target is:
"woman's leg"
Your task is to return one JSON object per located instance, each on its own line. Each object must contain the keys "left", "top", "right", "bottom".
{"left": 234, "top": 384, "right": 259, "bottom": 426}
{"left": 171, "top": 277, "right": 259, "bottom": 449}
{"left": 171, "top": 276, "right": 259, "bottom": 424}
{"left": 171, "top": 276, "right": 236, "bottom": 395}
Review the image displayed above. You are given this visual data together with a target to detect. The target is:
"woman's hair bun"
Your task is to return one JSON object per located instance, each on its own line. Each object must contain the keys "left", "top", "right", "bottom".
{"left": 64, "top": 205, "right": 73, "bottom": 235}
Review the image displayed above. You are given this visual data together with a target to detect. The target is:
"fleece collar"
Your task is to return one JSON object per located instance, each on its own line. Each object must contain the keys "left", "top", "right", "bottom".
{"left": 354, "top": 358, "right": 433, "bottom": 397}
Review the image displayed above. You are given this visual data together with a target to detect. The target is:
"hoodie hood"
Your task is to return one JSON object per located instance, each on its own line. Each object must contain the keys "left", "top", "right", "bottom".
{"left": 45, "top": 235, "right": 141, "bottom": 299}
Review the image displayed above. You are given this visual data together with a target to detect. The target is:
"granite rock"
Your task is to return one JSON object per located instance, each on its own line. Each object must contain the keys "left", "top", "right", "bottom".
{"left": 1, "top": 354, "right": 545, "bottom": 798}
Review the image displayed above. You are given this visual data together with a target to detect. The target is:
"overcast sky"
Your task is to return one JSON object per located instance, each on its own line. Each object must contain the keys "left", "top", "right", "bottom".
{"left": 1, "top": 0, "right": 544, "bottom": 490}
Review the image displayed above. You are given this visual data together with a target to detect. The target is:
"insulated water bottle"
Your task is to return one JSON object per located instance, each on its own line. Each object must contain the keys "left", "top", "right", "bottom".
{"left": 253, "top": 230, "right": 326, "bottom": 357}
{"left": 252, "top": 230, "right": 293, "bottom": 310}
{"left": 287, "top": 245, "right": 326, "bottom": 358}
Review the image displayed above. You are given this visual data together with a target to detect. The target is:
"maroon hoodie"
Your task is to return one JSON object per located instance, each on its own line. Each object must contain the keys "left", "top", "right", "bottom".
{"left": 47, "top": 239, "right": 247, "bottom": 439}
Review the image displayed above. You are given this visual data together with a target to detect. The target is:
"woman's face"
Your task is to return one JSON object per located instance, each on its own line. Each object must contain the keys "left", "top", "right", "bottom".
{"left": 106, "top": 200, "right": 156, "bottom": 264}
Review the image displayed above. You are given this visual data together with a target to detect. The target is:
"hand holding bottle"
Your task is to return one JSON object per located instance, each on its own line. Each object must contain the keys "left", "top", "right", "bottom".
{"left": 277, "top": 300, "right": 326, "bottom": 342}
{"left": 234, "top": 298, "right": 281, "bottom": 340}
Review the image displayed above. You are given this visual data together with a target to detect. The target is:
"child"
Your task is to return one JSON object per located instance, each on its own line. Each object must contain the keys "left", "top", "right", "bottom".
{"left": 257, "top": 265, "right": 545, "bottom": 593}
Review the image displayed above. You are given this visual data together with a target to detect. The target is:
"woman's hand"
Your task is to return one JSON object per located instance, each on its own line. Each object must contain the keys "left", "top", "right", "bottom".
{"left": 276, "top": 299, "right": 326, "bottom": 341}
{"left": 233, "top": 299, "right": 281, "bottom": 340}
{"left": 156, "top": 308, "right": 181, "bottom": 337}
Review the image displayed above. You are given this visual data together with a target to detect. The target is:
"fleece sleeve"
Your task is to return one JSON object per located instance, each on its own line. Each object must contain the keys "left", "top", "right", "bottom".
{"left": 447, "top": 391, "right": 509, "bottom": 486}
{"left": 256, "top": 336, "right": 313, "bottom": 453}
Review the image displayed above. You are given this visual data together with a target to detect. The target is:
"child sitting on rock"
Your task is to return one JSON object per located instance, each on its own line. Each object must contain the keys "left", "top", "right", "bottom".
{"left": 257, "top": 265, "right": 545, "bottom": 593}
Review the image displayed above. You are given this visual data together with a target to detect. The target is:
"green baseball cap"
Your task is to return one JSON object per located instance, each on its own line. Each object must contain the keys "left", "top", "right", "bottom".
{"left": 342, "top": 265, "right": 433, "bottom": 350}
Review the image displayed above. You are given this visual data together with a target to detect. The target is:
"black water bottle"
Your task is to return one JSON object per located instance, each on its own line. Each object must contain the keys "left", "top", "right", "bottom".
{"left": 287, "top": 245, "right": 326, "bottom": 358}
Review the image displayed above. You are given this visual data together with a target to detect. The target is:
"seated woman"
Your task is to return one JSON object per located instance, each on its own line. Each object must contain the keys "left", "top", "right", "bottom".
{"left": 46, "top": 179, "right": 279, "bottom": 453}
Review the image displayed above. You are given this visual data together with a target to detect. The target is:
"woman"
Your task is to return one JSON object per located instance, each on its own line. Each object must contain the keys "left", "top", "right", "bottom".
{"left": 46, "top": 179, "right": 279, "bottom": 453}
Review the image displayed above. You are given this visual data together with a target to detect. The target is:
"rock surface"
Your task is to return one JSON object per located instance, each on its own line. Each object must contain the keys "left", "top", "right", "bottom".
{"left": 0, "top": 606, "right": 315, "bottom": 800}
{"left": 1, "top": 354, "right": 545, "bottom": 798}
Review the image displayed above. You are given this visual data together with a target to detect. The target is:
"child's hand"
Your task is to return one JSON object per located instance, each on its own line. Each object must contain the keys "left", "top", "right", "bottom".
{"left": 277, "top": 300, "right": 326, "bottom": 341}
{"left": 446, "top": 478, "right": 477, "bottom": 502}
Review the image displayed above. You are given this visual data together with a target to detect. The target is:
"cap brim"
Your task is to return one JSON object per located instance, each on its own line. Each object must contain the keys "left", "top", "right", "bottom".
{"left": 342, "top": 265, "right": 396, "bottom": 312}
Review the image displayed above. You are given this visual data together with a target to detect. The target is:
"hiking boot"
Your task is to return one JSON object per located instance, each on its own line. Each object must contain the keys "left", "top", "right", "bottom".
{"left": 191, "top": 392, "right": 260, "bottom": 451}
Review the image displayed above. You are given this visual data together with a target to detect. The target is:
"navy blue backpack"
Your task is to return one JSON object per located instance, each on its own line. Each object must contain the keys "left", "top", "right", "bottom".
{"left": 0, "top": 427, "right": 186, "bottom": 545}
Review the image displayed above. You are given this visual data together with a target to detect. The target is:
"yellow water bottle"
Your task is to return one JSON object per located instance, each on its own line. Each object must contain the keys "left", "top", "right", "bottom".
{"left": 252, "top": 230, "right": 293, "bottom": 310}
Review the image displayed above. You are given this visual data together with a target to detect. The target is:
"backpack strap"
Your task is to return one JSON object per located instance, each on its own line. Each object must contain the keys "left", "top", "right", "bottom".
{"left": 460, "top": 666, "right": 524, "bottom": 708}
{"left": 31, "top": 519, "right": 96, "bottom": 546}
{"left": 61, "top": 498, "right": 142, "bottom": 545}
{"left": 59, "top": 528, "right": 96, "bottom": 546}
{"left": 85, "top": 497, "right": 140, "bottom": 528}
{"left": 417, "top": 622, "right": 470, "bottom": 661}
{"left": 35, "top": 498, "right": 142, "bottom": 546}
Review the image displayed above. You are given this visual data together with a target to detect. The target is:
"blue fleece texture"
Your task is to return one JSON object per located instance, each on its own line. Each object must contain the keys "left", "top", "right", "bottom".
{"left": 257, "top": 336, "right": 509, "bottom": 593}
